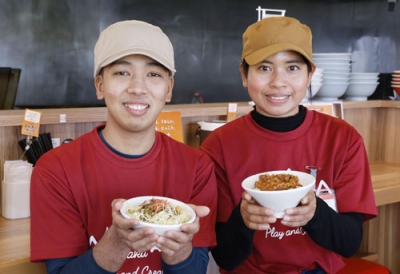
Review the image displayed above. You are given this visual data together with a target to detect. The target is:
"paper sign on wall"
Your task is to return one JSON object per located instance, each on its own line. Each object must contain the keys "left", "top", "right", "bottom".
{"left": 21, "top": 109, "right": 41, "bottom": 137}
{"left": 156, "top": 111, "right": 183, "bottom": 143}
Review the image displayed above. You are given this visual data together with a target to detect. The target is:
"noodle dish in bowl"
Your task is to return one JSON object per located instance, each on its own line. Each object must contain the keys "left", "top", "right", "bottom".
{"left": 241, "top": 170, "right": 316, "bottom": 218}
{"left": 120, "top": 196, "right": 196, "bottom": 235}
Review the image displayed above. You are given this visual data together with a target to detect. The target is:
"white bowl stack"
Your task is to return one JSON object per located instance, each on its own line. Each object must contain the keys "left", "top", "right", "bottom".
{"left": 392, "top": 71, "right": 400, "bottom": 97}
{"left": 343, "top": 72, "right": 380, "bottom": 101}
{"left": 303, "top": 67, "right": 324, "bottom": 101}
{"left": 312, "top": 53, "right": 352, "bottom": 101}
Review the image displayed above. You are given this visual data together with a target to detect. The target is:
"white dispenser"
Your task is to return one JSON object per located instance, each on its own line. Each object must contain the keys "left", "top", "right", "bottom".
{"left": 2, "top": 160, "right": 32, "bottom": 219}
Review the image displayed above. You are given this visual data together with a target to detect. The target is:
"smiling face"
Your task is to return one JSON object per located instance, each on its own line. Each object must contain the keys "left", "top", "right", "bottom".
{"left": 95, "top": 54, "right": 173, "bottom": 138}
{"left": 241, "top": 50, "right": 315, "bottom": 118}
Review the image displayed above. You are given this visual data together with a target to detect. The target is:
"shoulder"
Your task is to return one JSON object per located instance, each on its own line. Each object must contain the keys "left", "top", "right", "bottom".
{"left": 311, "top": 110, "right": 358, "bottom": 132}
{"left": 309, "top": 111, "right": 364, "bottom": 148}
{"left": 158, "top": 132, "right": 214, "bottom": 164}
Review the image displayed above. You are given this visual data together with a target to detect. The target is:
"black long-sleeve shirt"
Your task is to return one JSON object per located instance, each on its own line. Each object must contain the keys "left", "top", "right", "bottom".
{"left": 211, "top": 199, "right": 363, "bottom": 271}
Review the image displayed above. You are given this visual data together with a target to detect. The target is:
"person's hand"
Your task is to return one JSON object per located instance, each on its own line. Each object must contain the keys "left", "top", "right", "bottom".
{"left": 93, "top": 199, "right": 160, "bottom": 272}
{"left": 240, "top": 191, "right": 277, "bottom": 230}
{"left": 110, "top": 199, "right": 160, "bottom": 252}
{"left": 156, "top": 205, "right": 210, "bottom": 265}
{"left": 280, "top": 190, "right": 317, "bottom": 227}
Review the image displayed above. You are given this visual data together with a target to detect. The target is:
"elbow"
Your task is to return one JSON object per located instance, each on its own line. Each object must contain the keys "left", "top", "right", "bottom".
{"left": 339, "top": 233, "right": 363, "bottom": 258}
{"left": 340, "top": 242, "right": 362, "bottom": 258}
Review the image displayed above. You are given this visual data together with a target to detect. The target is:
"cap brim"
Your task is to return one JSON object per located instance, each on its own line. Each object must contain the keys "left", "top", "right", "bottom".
{"left": 244, "top": 43, "right": 315, "bottom": 67}
{"left": 95, "top": 48, "right": 176, "bottom": 77}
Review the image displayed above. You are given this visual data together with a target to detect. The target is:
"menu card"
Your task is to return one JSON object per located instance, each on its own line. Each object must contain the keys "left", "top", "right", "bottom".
{"left": 155, "top": 111, "right": 183, "bottom": 142}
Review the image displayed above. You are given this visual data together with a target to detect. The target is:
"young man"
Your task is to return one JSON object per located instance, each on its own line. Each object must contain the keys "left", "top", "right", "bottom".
{"left": 30, "top": 20, "right": 217, "bottom": 274}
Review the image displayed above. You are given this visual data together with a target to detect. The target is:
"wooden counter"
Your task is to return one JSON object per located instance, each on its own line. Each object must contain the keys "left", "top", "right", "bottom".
{"left": 0, "top": 100, "right": 400, "bottom": 272}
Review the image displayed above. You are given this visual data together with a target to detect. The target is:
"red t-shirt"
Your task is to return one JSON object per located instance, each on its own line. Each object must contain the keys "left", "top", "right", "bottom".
{"left": 30, "top": 126, "right": 217, "bottom": 273}
{"left": 200, "top": 110, "right": 377, "bottom": 274}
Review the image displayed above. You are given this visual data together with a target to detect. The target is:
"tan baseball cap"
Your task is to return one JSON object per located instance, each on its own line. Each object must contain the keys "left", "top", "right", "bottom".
{"left": 241, "top": 16, "right": 314, "bottom": 66}
{"left": 93, "top": 20, "right": 176, "bottom": 77}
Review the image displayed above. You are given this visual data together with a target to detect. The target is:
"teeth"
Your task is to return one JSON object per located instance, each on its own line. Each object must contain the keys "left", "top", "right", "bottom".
{"left": 124, "top": 104, "right": 147, "bottom": 110}
{"left": 269, "top": 96, "right": 288, "bottom": 100}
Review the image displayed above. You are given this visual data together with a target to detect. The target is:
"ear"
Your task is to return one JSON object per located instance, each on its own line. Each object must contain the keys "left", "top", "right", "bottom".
{"left": 239, "top": 63, "right": 248, "bottom": 88}
{"left": 165, "top": 76, "right": 174, "bottom": 103}
{"left": 308, "top": 64, "right": 317, "bottom": 86}
{"left": 94, "top": 75, "right": 105, "bottom": 100}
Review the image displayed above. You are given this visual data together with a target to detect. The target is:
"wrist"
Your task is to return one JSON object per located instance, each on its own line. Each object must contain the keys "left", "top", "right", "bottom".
{"left": 92, "top": 225, "right": 130, "bottom": 272}
{"left": 162, "top": 244, "right": 193, "bottom": 265}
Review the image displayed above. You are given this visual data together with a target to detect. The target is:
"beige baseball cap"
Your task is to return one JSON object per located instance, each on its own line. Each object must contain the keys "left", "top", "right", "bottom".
{"left": 93, "top": 20, "right": 176, "bottom": 77}
{"left": 241, "top": 16, "right": 314, "bottom": 66}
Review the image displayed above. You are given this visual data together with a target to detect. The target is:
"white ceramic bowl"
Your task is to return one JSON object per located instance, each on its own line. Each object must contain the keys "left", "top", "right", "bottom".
{"left": 323, "top": 78, "right": 349, "bottom": 84}
{"left": 313, "top": 53, "right": 352, "bottom": 61}
{"left": 313, "top": 57, "right": 351, "bottom": 63}
{"left": 349, "top": 80, "right": 378, "bottom": 84}
{"left": 307, "top": 83, "right": 323, "bottom": 99}
{"left": 349, "top": 72, "right": 379, "bottom": 80}
{"left": 323, "top": 72, "right": 350, "bottom": 78}
{"left": 322, "top": 68, "right": 351, "bottom": 75}
{"left": 311, "top": 79, "right": 323, "bottom": 84}
{"left": 314, "top": 62, "right": 351, "bottom": 70}
{"left": 241, "top": 170, "right": 315, "bottom": 218}
{"left": 312, "top": 73, "right": 323, "bottom": 79}
{"left": 315, "top": 68, "right": 324, "bottom": 75}
{"left": 314, "top": 83, "right": 349, "bottom": 100}
{"left": 344, "top": 82, "right": 379, "bottom": 101}
{"left": 120, "top": 196, "right": 196, "bottom": 235}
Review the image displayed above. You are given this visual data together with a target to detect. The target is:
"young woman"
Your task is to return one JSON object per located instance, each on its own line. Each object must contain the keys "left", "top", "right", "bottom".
{"left": 200, "top": 16, "right": 377, "bottom": 274}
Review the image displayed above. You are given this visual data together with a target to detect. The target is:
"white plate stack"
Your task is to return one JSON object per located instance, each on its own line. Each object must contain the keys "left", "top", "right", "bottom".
{"left": 312, "top": 53, "right": 352, "bottom": 101}
{"left": 392, "top": 71, "right": 400, "bottom": 98}
{"left": 343, "top": 73, "right": 380, "bottom": 101}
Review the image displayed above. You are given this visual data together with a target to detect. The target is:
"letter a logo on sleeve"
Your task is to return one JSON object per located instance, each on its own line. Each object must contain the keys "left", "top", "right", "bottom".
{"left": 315, "top": 180, "right": 337, "bottom": 212}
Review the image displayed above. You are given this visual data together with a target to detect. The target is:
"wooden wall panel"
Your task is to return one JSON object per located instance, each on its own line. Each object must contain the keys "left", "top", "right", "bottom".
{"left": 381, "top": 108, "right": 400, "bottom": 163}
{"left": 343, "top": 108, "right": 384, "bottom": 162}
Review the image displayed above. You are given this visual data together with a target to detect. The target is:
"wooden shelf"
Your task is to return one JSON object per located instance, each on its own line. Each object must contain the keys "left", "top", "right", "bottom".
{"left": 0, "top": 102, "right": 254, "bottom": 126}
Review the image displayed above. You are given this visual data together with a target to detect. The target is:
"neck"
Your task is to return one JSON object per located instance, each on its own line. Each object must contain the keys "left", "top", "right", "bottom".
{"left": 101, "top": 124, "right": 156, "bottom": 155}
{"left": 251, "top": 105, "right": 307, "bottom": 132}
